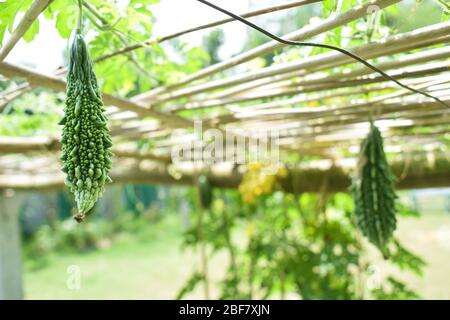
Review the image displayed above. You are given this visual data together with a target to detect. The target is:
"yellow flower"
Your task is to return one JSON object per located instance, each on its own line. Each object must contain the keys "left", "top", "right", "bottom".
{"left": 277, "top": 166, "right": 288, "bottom": 178}
{"left": 248, "top": 162, "right": 262, "bottom": 171}
{"left": 262, "top": 181, "right": 272, "bottom": 193}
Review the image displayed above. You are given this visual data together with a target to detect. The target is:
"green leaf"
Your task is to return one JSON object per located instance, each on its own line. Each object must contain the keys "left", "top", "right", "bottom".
{"left": 55, "top": 5, "right": 77, "bottom": 39}
{"left": 372, "top": 277, "right": 421, "bottom": 300}
{"left": 43, "top": 6, "right": 55, "bottom": 19}
{"left": 322, "top": 0, "right": 336, "bottom": 17}
{"left": 396, "top": 202, "right": 420, "bottom": 217}
{"left": 0, "top": 0, "right": 29, "bottom": 45}
{"left": 23, "top": 18, "right": 39, "bottom": 42}
{"left": 45, "top": 0, "right": 78, "bottom": 39}
{"left": 387, "top": 240, "right": 426, "bottom": 276}
{"left": 176, "top": 272, "right": 204, "bottom": 300}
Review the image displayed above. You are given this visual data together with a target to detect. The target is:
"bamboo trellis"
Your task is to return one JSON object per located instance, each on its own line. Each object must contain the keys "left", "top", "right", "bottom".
{"left": 0, "top": 0, "right": 449, "bottom": 191}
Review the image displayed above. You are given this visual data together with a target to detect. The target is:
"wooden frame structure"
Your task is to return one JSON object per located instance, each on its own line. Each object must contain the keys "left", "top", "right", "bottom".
{"left": 0, "top": 0, "right": 449, "bottom": 299}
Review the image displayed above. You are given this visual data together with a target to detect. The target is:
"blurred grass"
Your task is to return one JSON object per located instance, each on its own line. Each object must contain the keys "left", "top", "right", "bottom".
{"left": 23, "top": 215, "right": 226, "bottom": 299}
{"left": 23, "top": 214, "right": 450, "bottom": 299}
{"left": 391, "top": 214, "right": 450, "bottom": 299}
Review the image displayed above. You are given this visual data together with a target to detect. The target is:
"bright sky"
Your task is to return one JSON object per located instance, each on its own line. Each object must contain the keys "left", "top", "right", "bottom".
{"left": 4, "top": 0, "right": 264, "bottom": 73}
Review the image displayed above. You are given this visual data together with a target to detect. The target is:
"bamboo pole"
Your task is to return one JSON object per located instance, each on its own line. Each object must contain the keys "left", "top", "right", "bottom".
{"left": 115, "top": 35, "right": 449, "bottom": 120}
{"left": 220, "top": 76, "right": 448, "bottom": 125}
{"left": 0, "top": 61, "right": 193, "bottom": 127}
{"left": 205, "top": 76, "right": 449, "bottom": 126}
{"left": 96, "top": 0, "right": 321, "bottom": 62}
{"left": 134, "top": 0, "right": 401, "bottom": 102}
{"left": 0, "top": 63, "right": 306, "bottom": 156}
{"left": 229, "top": 43, "right": 450, "bottom": 102}
{"left": 169, "top": 83, "right": 400, "bottom": 113}
{"left": 231, "top": 80, "right": 450, "bottom": 121}
{"left": 1, "top": 152, "right": 449, "bottom": 191}
{"left": 207, "top": 35, "right": 450, "bottom": 101}
{"left": 234, "top": 97, "right": 449, "bottom": 130}
{"left": 0, "top": 136, "right": 172, "bottom": 162}
{"left": 0, "top": 83, "right": 32, "bottom": 112}
{"left": 148, "top": 22, "right": 450, "bottom": 105}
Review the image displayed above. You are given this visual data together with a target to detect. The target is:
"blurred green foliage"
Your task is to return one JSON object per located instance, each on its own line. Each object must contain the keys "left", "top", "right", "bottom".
{"left": 22, "top": 206, "right": 168, "bottom": 271}
{"left": 0, "top": 0, "right": 39, "bottom": 43}
{"left": 203, "top": 29, "right": 225, "bottom": 66}
{"left": 0, "top": 0, "right": 208, "bottom": 96}
{"left": 179, "top": 189, "right": 424, "bottom": 300}
{"left": 2, "top": 0, "right": 447, "bottom": 300}
{"left": 0, "top": 90, "right": 62, "bottom": 136}
{"left": 18, "top": 183, "right": 428, "bottom": 300}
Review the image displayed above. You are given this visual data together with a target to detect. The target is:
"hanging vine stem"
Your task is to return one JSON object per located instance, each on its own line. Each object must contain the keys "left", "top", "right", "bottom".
{"left": 316, "top": 172, "right": 330, "bottom": 241}
{"left": 280, "top": 193, "right": 292, "bottom": 300}
{"left": 195, "top": 174, "right": 210, "bottom": 300}
{"left": 76, "top": 0, "right": 83, "bottom": 35}
{"left": 220, "top": 191, "right": 238, "bottom": 297}
{"left": 247, "top": 234, "right": 256, "bottom": 299}
{"left": 78, "top": 0, "right": 158, "bottom": 83}
{"left": 291, "top": 166, "right": 309, "bottom": 227}
{"left": 195, "top": 0, "right": 449, "bottom": 109}
{"left": 95, "top": 0, "right": 321, "bottom": 62}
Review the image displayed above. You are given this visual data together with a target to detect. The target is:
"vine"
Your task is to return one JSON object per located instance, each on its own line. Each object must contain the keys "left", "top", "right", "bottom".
{"left": 195, "top": 0, "right": 449, "bottom": 108}
{"left": 178, "top": 190, "right": 424, "bottom": 299}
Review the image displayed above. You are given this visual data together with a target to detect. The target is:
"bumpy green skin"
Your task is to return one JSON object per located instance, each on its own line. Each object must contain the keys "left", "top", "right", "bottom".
{"left": 352, "top": 123, "right": 397, "bottom": 253}
{"left": 59, "top": 34, "right": 113, "bottom": 222}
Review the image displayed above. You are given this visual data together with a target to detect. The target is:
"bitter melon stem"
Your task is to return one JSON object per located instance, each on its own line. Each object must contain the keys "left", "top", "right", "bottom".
{"left": 76, "top": 0, "right": 83, "bottom": 35}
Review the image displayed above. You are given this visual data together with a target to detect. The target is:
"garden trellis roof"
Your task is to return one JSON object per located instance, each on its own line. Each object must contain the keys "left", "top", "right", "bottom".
{"left": 0, "top": 0, "right": 449, "bottom": 191}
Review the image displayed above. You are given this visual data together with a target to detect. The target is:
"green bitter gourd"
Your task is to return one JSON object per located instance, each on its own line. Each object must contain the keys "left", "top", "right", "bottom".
{"left": 60, "top": 34, "right": 113, "bottom": 223}
{"left": 198, "top": 175, "right": 213, "bottom": 210}
{"left": 352, "top": 122, "right": 397, "bottom": 254}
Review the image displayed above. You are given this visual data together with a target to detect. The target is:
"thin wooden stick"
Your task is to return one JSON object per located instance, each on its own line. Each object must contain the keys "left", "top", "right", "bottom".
{"left": 198, "top": 34, "right": 450, "bottom": 102}
{"left": 194, "top": 0, "right": 447, "bottom": 107}
{"left": 0, "top": 61, "right": 193, "bottom": 127}
{"left": 96, "top": 0, "right": 321, "bottom": 62}
{"left": 1, "top": 152, "right": 450, "bottom": 191}
{"left": 0, "top": 83, "right": 32, "bottom": 112}
{"left": 0, "top": 136, "right": 172, "bottom": 163}
{"left": 0, "top": 0, "right": 53, "bottom": 62}
{"left": 134, "top": 0, "right": 400, "bottom": 101}
{"left": 194, "top": 174, "right": 211, "bottom": 300}
{"left": 147, "top": 22, "right": 450, "bottom": 105}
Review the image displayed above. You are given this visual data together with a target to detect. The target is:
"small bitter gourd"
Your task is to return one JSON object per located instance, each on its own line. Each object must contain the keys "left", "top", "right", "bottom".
{"left": 60, "top": 34, "right": 113, "bottom": 222}
{"left": 352, "top": 122, "right": 397, "bottom": 254}
{"left": 198, "top": 175, "right": 213, "bottom": 210}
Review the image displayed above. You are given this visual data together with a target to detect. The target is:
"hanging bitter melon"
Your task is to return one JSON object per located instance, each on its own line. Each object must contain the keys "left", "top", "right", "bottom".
{"left": 59, "top": 34, "right": 113, "bottom": 222}
{"left": 352, "top": 122, "right": 397, "bottom": 253}
{"left": 198, "top": 175, "right": 213, "bottom": 210}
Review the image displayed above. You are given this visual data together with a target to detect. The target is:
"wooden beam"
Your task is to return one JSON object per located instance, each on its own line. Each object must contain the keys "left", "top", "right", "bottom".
{"left": 135, "top": 0, "right": 401, "bottom": 101}
{"left": 0, "top": 62, "right": 193, "bottom": 128}
{"left": 0, "top": 136, "right": 172, "bottom": 163}
{"left": 1, "top": 153, "right": 449, "bottom": 192}
{"left": 0, "top": 136, "right": 59, "bottom": 153}
{"left": 96, "top": 0, "right": 321, "bottom": 62}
